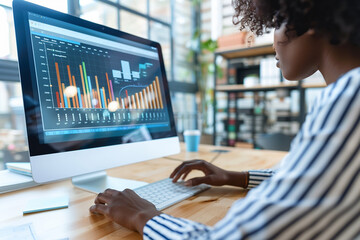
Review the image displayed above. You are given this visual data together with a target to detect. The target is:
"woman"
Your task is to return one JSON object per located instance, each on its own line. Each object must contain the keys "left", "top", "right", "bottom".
{"left": 90, "top": 0, "right": 360, "bottom": 239}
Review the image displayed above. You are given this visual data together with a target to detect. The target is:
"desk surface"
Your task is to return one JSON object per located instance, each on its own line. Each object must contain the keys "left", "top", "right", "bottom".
{"left": 0, "top": 144, "right": 287, "bottom": 240}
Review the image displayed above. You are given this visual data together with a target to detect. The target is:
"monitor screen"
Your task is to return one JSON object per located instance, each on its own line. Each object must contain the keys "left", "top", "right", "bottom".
{"left": 18, "top": 9, "right": 177, "bottom": 156}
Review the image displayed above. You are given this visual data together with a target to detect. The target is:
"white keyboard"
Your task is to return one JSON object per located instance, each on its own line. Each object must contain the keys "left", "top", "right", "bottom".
{"left": 134, "top": 178, "right": 210, "bottom": 210}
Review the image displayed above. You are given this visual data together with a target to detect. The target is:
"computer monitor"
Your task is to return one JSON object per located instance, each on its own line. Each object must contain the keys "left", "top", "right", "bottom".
{"left": 13, "top": 1, "right": 180, "bottom": 193}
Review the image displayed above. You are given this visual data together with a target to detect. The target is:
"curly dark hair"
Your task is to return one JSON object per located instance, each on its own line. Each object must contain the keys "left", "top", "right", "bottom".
{"left": 232, "top": 0, "right": 360, "bottom": 46}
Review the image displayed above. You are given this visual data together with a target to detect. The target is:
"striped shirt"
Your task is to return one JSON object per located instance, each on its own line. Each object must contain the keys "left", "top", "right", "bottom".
{"left": 248, "top": 169, "right": 276, "bottom": 189}
{"left": 143, "top": 67, "right": 360, "bottom": 239}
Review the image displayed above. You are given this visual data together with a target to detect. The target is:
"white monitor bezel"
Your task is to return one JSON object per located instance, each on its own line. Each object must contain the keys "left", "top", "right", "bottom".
{"left": 13, "top": 1, "right": 180, "bottom": 184}
{"left": 31, "top": 137, "right": 179, "bottom": 183}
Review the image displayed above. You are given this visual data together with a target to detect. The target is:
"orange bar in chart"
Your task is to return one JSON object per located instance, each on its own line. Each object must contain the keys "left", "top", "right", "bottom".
{"left": 72, "top": 76, "right": 79, "bottom": 108}
{"left": 124, "top": 98, "right": 127, "bottom": 109}
{"left": 130, "top": 95, "right": 136, "bottom": 109}
{"left": 61, "top": 83, "right": 66, "bottom": 107}
{"left": 116, "top": 97, "right": 120, "bottom": 109}
{"left": 146, "top": 87, "right": 153, "bottom": 109}
{"left": 131, "top": 95, "right": 136, "bottom": 109}
{"left": 84, "top": 93, "right": 88, "bottom": 108}
{"left": 149, "top": 84, "right": 156, "bottom": 109}
{"left": 132, "top": 94, "right": 135, "bottom": 109}
{"left": 92, "top": 90, "right": 97, "bottom": 108}
{"left": 105, "top": 73, "right": 112, "bottom": 102}
{"left": 81, "top": 94, "right": 85, "bottom": 108}
{"left": 142, "top": 89, "right": 148, "bottom": 109}
{"left": 97, "top": 92, "right": 101, "bottom": 108}
{"left": 154, "top": 80, "right": 161, "bottom": 109}
{"left": 153, "top": 81, "right": 160, "bottom": 109}
{"left": 135, "top": 93, "right": 140, "bottom": 109}
{"left": 79, "top": 65, "right": 88, "bottom": 108}
{"left": 95, "top": 76, "right": 102, "bottom": 109}
{"left": 67, "top": 65, "right": 76, "bottom": 108}
{"left": 55, "top": 62, "right": 64, "bottom": 108}
{"left": 92, "top": 90, "right": 96, "bottom": 108}
{"left": 139, "top": 92, "right": 145, "bottom": 109}
{"left": 156, "top": 77, "right": 164, "bottom": 109}
{"left": 56, "top": 91, "right": 60, "bottom": 108}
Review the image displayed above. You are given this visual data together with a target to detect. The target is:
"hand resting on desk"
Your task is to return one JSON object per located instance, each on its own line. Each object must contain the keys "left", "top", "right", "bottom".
{"left": 89, "top": 188, "right": 161, "bottom": 235}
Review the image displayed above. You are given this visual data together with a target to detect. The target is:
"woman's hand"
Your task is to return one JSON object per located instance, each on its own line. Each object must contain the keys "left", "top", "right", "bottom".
{"left": 89, "top": 188, "right": 161, "bottom": 235}
{"left": 170, "top": 159, "right": 248, "bottom": 188}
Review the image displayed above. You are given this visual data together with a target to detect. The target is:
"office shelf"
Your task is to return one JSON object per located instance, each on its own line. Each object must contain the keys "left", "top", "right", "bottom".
{"left": 215, "top": 44, "right": 274, "bottom": 59}
{"left": 301, "top": 82, "right": 327, "bottom": 89}
{"left": 216, "top": 82, "right": 299, "bottom": 92}
{"left": 213, "top": 44, "right": 325, "bottom": 148}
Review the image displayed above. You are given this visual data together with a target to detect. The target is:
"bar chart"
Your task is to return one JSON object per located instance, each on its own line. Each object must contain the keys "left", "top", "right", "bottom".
{"left": 112, "top": 62, "right": 153, "bottom": 81}
{"left": 30, "top": 32, "right": 170, "bottom": 133}
{"left": 53, "top": 61, "right": 163, "bottom": 111}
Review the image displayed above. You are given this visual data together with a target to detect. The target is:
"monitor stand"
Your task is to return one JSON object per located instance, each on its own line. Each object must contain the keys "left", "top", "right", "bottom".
{"left": 72, "top": 171, "right": 148, "bottom": 193}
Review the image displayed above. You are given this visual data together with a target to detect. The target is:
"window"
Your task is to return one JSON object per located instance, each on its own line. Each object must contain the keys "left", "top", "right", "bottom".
{"left": 0, "top": 3, "right": 16, "bottom": 60}
{"left": 150, "top": 21, "right": 171, "bottom": 77}
{"left": 80, "top": 0, "right": 118, "bottom": 29}
{"left": 0, "top": 60, "right": 26, "bottom": 170}
{"left": 172, "top": 92, "right": 198, "bottom": 133}
{"left": 121, "top": 0, "right": 147, "bottom": 14}
{"left": 77, "top": 0, "right": 200, "bottom": 134}
{"left": 150, "top": 0, "right": 170, "bottom": 22}
{"left": 0, "top": 0, "right": 201, "bottom": 169}
{"left": 0, "top": 0, "right": 69, "bottom": 169}
{"left": 120, "top": 11, "right": 148, "bottom": 38}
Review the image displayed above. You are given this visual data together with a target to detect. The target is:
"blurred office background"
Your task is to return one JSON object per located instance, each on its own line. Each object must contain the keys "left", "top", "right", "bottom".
{"left": 0, "top": 0, "right": 325, "bottom": 169}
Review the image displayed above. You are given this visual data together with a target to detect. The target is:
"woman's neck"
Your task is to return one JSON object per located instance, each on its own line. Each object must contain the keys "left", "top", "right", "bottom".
{"left": 319, "top": 43, "right": 360, "bottom": 85}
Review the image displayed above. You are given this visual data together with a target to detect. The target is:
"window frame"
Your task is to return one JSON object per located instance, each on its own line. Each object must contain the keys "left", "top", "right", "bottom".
{"left": 0, "top": 0, "right": 201, "bottom": 135}
{"left": 0, "top": 0, "right": 199, "bottom": 89}
{"left": 73, "top": 0, "right": 201, "bottom": 132}
{"left": 72, "top": 0, "right": 199, "bottom": 94}
{"left": 0, "top": 59, "right": 19, "bottom": 82}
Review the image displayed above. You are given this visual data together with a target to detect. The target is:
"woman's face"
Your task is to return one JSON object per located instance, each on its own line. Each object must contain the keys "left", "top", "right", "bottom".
{"left": 274, "top": 23, "right": 321, "bottom": 80}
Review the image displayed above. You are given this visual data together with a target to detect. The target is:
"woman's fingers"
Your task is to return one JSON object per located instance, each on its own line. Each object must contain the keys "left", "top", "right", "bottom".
{"left": 171, "top": 161, "right": 207, "bottom": 183}
{"left": 171, "top": 162, "right": 198, "bottom": 182}
{"left": 185, "top": 176, "right": 212, "bottom": 186}
{"left": 104, "top": 188, "right": 118, "bottom": 196}
{"left": 89, "top": 203, "right": 108, "bottom": 215}
{"left": 94, "top": 192, "right": 112, "bottom": 204}
{"left": 181, "top": 169, "right": 192, "bottom": 180}
{"left": 169, "top": 160, "right": 200, "bottom": 178}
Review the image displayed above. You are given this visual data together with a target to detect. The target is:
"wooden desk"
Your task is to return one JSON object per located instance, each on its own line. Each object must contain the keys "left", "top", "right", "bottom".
{"left": 0, "top": 144, "right": 287, "bottom": 240}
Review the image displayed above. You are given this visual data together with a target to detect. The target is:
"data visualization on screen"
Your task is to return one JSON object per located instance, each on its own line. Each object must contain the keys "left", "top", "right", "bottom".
{"left": 28, "top": 13, "right": 171, "bottom": 144}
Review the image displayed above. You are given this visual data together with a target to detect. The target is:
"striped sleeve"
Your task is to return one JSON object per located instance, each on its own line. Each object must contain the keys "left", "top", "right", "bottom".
{"left": 247, "top": 169, "right": 276, "bottom": 188}
{"left": 143, "top": 67, "right": 360, "bottom": 240}
{"left": 144, "top": 214, "right": 212, "bottom": 240}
